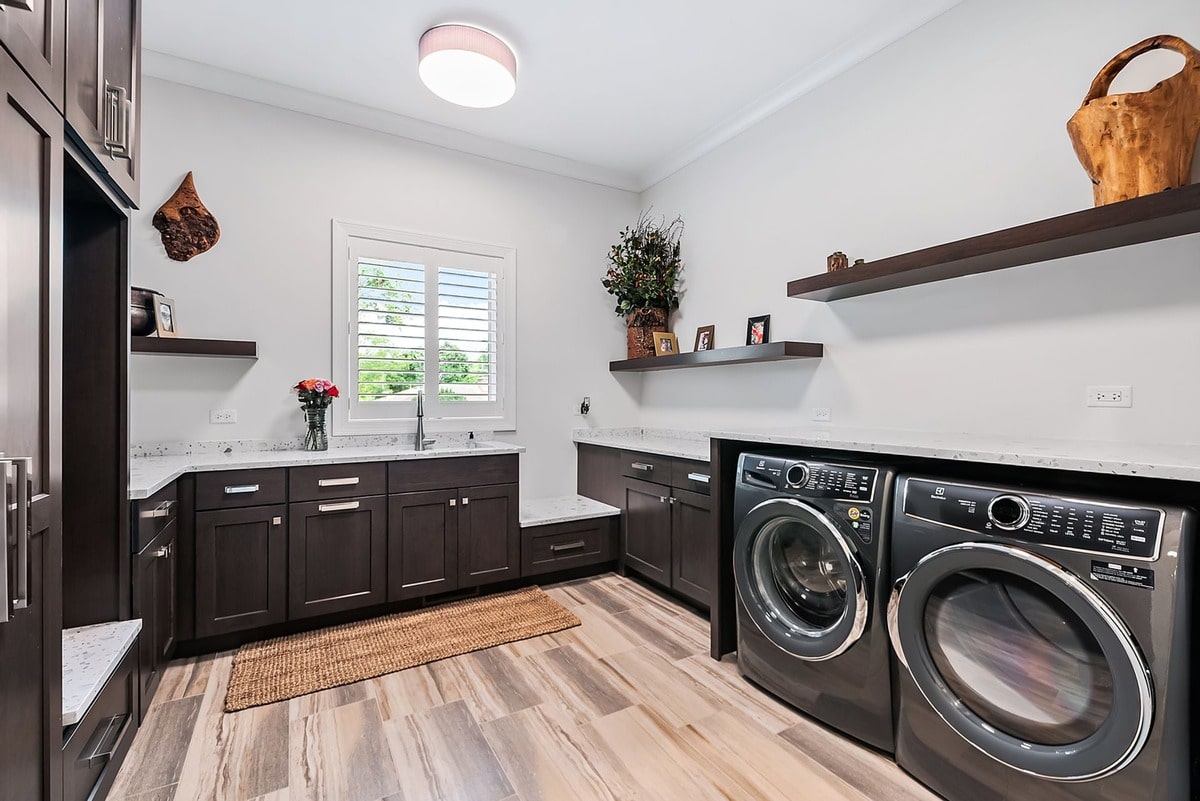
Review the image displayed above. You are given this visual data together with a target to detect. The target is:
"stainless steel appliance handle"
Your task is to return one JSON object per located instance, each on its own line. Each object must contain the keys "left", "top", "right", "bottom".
{"left": 631, "top": 462, "right": 654, "bottom": 472}
{"left": 0, "top": 460, "right": 10, "bottom": 624}
{"left": 318, "top": 501, "right": 360, "bottom": 513}
{"left": 224, "top": 484, "right": 260, "bottom": 495}
{"left": 12, "top": 458, "right": 30, "bottom": 612}
{"left": 687, "top": 472, "right": 710, "bottom": 484}
{"left": 318, "top": 477, "right": 360, "bottom": 487}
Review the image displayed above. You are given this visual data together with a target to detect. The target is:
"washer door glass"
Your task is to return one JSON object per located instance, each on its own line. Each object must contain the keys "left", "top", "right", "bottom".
{"left": 924, "top": 569, "right": 1113, "bottom": 745}
{"left": 735, "top": 498, "right": 867, "bottom": 661}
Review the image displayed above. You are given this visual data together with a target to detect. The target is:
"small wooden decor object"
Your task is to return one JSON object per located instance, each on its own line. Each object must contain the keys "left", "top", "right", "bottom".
{"left": 1067, "top": 35, "right": 1200, "bottom": 206}
{"left": 153, "top": 172, "right": 221, "bottom": 261}
{"left": 827, "top": 251, "right": 849, "bottom": 272}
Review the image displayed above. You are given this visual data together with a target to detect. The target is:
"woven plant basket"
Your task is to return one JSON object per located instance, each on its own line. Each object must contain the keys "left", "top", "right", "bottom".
{"left": 626, "top": 308, "right": 669, "bottom": 359}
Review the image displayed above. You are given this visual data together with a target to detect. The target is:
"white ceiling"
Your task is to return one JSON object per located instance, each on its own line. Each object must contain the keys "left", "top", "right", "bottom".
{"left": 143, "top": 0, "right": 961, "bottom": 191}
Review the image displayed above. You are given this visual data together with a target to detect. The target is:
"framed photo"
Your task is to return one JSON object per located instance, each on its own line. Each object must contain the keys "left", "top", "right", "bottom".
{"left": 152, "top": 295, "right": 179, "bottom": 338}
{"left": 746, "top": 314, "right": 770, "bottom": 346}
{"left": 694, "top": 325, "right": 715, "bottom": 352}
{"left": 652, "top": 331, "right": 679, "bottom": 356}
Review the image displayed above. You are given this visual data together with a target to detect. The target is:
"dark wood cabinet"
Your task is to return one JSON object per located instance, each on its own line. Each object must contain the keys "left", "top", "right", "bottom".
{"left": 622, "top": 477, "right": 673, "bottom": 585}
{"left": 132, "top": 519, "right": 176, "bottom": 720}
{"left": 577, "top": 444, "right": 623, "bottom": 508}
{"left": 0, "top": 0, "right": 65, "bottom": 107}
{"left": 458, "top": 483, "right": 519, "bottom": 588}
{"left": 671, "top": 487, "right": 714, "bottom": 608}
{"left": 387, "top": 490, "right": 459, "bottom": 601}
{"left": 288, "top": 496, "right": 386, "bottom": 619}
{"left": 64, "top": 0, "right": 140, "bottom": 205}
{"left": 194, "top": 505, "right": 287, "bottom": 638}
{"left": 0, "top": 44, "right": 63, "bottom": 801}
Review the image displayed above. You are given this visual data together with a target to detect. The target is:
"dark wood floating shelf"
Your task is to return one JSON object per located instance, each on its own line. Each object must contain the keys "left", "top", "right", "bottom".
{"left": 131, "top": 337, "right": 258, "bottom": 359}
{"left": 610, "top": 341, "right": 823, "bottom": 372}
{"left": 787, "top": 183, "right": 1200, "bottom": 301}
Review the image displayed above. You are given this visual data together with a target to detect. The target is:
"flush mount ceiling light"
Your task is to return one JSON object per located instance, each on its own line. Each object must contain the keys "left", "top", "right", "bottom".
{"left": 418, "top": 25, "right": 517, "bottom": 109}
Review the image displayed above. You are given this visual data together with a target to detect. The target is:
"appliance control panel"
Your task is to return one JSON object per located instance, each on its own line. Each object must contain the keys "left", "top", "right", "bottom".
{"left": 740, "top": 454, "right": 877, "bottom": 503}
{"left": 902, "top": 478, "right": 1163, "bottom": 560}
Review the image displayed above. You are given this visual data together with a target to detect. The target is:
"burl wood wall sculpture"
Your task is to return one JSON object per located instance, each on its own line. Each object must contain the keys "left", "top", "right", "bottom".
{"left": 153, "top": 172, "right": 221, "bottom": 261}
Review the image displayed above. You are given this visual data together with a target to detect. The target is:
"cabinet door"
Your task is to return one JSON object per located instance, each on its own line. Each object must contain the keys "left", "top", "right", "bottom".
{"left": 621, "top": 477, "right": 672, "bottom": 586}
{"left": 288, "top": 496, "right": 386, "bottom": 620}
{"left": 671, "top": 487, "right": 714, "bottom": 608}
{"left": 576, "top": 444, "right": 623, "bottom": 508}
{"left": 458, "top": 482, "right": 519, "bottom": 588}
{"left": 132, "top": 520, "right": 176, "bottom": 719}
{"left": 0, "top": 46, "right": 63, "bottom": 801}
{"left": 195, "top": 505, "right": 287, "bottom": 638}
{"left": 388, "top": 490, "right": 458, "bottom": 601}
{"left": 64, "top": 0, "right": 140, "bottom": 205}
{"left": 0, "top": 0, "right": 64, "bottom": 107}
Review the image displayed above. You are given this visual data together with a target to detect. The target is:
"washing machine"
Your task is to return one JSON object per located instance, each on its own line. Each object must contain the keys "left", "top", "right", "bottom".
{"left": 733, "top": 451, "right": 896, "bottom": 752}
{"left": 888, "top": 474, "right": 1193, "bottom": 801}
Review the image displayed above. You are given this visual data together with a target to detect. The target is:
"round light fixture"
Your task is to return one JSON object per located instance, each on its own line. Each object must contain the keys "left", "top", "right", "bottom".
{"left": 418, "top": 25, "right": 517, "bottom": 109}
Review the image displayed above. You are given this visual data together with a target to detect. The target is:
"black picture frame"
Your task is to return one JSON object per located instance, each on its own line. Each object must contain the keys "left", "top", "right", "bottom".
{"left": 745, "top": 314, "right": 770, "bottom": 346}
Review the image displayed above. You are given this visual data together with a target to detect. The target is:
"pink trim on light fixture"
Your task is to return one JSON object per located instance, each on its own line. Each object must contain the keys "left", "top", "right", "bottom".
{"left": 419, "top": 25, "right": 517, "bottom": 80}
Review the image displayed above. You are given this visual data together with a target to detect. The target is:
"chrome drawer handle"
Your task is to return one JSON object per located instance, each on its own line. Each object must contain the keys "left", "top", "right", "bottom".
{"left": 687, "top": 472, "right": 710, "bottom": 484}
{"left": 631, "top": 462, "right": 654, "bottom": 471}
{"left": 224, "top": 484, "right": 260, "bottom": 495}
{"left": 141, "top": 500, "right": 176, "bottom": 519}
{"left": 318, "top": 501, "right": 360, "bottom": 513}
{"left": 80, "top": 714, "right": 128, "bottom": 768}
{"left": 549, "top": 540, "right": 586, "bottom": 553}
{"left": 318, "top": 477, "right": 360, "bottom": 487}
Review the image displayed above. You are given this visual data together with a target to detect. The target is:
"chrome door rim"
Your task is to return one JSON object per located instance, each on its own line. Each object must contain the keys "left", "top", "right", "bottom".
{"left": 735, "top": 498, "right": 869, "bottom": 661}
{"left": 887, "top": 541, "right": 1154, "bottom": 782}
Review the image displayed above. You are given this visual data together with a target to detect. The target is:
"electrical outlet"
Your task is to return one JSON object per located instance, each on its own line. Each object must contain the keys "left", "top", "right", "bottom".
{"left": 210, "top": 409, "right": 237, "bottom": 424}
{"left": 811, "top": 407, "right": 832, "bottom": 422}
{"left": 1086, "top": 386, "right": 1132, "bottom": 408}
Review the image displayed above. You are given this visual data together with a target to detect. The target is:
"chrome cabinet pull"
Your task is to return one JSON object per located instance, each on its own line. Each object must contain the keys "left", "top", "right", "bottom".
{"left": 659, "top": 496, "right": 668, "bottom": 503}
{"left": 631, "top": 462, "right": 654, "bottom": 472}
{"left": 318, "top": 501, "right": 360, "bottom": 513}
{"left": 140, "top": 500, "right": 176, "bottom": 519}
{"left": 12, "top": 458, "right": 29, "bottom": 612}
{"left": 103, "top": 81, "right": 132, "bottom": 159}
{"left": 462, "top": 497, "right": 470, "bottom": 505}
{"left": 318, "top": 476, "right": 360, "bottom": 487}
{"left": 687, "top": 472, "right": 710, "bottom": 484}
{"left": 80, "top": 714, "right": 128, "bottom": 768}
{"left": 272, "top": 517, "right": 282, "bottom": 526}
{"left": 224, "top": 484, "right": 260, "bottom": 495}
{"left": 0, "top": 460, "right": 10, "bottom": 624}
{"left": 549, "top": 540, "right": 586, "bottom": 553}
{"left": 449, "top": 499, "right": 456, "bottom": 507}
{"left": 154, "top": 545, "right": 170, "bottom": 559}
{"left": 668, "top": 497, "right": 676, "bottom": 505}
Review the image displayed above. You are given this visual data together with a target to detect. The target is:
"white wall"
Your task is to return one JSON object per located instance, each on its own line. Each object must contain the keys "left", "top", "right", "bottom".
{"left": 639, "top": 0, "right": 1200, "bottom": 445}
{"left": 129, "top": 79, "right": 642, "bottom": 497}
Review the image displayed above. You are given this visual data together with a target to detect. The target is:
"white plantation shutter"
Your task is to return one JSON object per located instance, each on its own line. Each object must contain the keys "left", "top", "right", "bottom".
{"left": 333, "top": 222, "right": 515, "bottom": 434}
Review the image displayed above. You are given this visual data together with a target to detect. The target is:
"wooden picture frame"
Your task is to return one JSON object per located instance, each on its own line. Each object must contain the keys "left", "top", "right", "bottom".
{"left": 694, "top": 325, "right": 715, "bottom": 352}
{"left": 746, "top": 314, "right": 770, "bottom": 346}
{"left": 152, "top": 295, "right": 180, "bottom": 338}
{"left": 652, "top": 331, "right": 679, "bottom": 356}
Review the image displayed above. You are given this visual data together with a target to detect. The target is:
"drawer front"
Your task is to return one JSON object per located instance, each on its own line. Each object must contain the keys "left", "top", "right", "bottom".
{"left": 134, "top": 481, "right": 178, "bottom": 552}
{"left": 671, "top": 458, "right": 712, "bottom": 496}
{"left": 619, "top": 450, "right": 671, "bottom": 484}
{"left": 195, "top": 468, "right": 287, "bottom": 510}
{"left": 388, "top": 454, "right": 518, "bottom": 494}
{"left": 521, "top": 518, "right": 617, "bottom": 576}
{"left": 289, "top": 462, "right": 386, "bottom": 502}
{"left": 63, "top": 648, "right": 138, "bottom": 801}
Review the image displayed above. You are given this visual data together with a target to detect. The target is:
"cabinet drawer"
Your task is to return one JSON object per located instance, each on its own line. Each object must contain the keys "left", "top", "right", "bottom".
{"left": 195, "top": 468, "right": 287, "bottom": 510}
{"left": 289, "top": 462, "right": 386, "bottom": 502}
{"left": 619, "top": 451, "right": 671, "bottom": 484}
{"left": 671, "top": 459, "right": 712, "bottom": 496}
{"left": 522, "top": 518, "right": 617, "bottom": 576}
{"left": 389, "top": 454, "right": 517, "bottom": 493}
{"left": 134, "top": 481, "right": 178, "bottom": 552}
{"left": 63, "top": 648, "right": 137, "bottom": 801}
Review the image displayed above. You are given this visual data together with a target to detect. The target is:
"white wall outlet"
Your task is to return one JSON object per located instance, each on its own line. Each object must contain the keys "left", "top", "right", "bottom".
{"left": 811, "top": 407, "right": 832, "bottom": 422}
{"left": 210, "top": 409, "right": 238, "bottom": 424}
{"left": 1086, "top": 386, "right": 1132, "bottom": 408}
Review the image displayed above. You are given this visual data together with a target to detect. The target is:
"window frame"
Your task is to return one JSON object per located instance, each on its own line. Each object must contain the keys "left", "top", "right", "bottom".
{"left": 331, "top": 220, "right": 517, "bottom": 436}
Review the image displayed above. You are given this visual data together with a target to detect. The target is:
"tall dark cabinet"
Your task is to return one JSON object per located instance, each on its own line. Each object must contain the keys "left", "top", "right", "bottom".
{"left": 0, "top": 41, "right": 65, "bottom": 801}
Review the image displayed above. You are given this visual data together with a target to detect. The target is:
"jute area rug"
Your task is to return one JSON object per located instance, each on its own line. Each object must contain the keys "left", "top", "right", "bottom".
{"left": 224, "top": 586, "right": 580, "bottom": 712}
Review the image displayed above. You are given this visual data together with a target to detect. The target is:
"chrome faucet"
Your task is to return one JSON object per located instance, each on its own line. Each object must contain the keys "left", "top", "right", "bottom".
{"left": 414, "top": 389, "right": 435, "bottom": 451}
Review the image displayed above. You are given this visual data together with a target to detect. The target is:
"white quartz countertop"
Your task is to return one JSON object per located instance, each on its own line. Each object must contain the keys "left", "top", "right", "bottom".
{"left": 574, "top": 427, "right": 1200, "bottom": 483}
{"left": 520, "top": 495, "right": 621, "bottom": 527}
{"left": 62, "top": 619, "right": 141, "bottom": 727}
{"left": 129, "top": 441, "right": 525, "bottom": 499}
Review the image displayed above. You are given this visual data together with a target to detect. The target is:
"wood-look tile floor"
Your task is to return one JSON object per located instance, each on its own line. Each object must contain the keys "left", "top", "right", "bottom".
{"left": 109, "top": 573, "right": 939, "bottom": 801}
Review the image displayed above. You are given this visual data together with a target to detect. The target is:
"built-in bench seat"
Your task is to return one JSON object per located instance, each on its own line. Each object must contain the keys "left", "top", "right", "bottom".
{"left": 518, "top": 495, "right": 620, "bottom": 576}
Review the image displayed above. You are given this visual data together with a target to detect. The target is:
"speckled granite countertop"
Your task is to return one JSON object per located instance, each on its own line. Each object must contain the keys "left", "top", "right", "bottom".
{"left": 62, "top": 619, "right": 141, "bottom": 727}
{"left": 573, "top": 427, "right": 1200, "bottom": 482}
{"left": 520, "top": 495, "right": 621, "bottom": 527}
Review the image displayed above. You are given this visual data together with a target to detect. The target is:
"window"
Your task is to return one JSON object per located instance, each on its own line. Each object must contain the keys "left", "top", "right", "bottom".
{"left": 332, "top": 221, "right": 516, "bottom": 435}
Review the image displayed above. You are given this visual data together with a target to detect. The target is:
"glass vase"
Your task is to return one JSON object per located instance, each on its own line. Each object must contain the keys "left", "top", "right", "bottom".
{"left": 303, "top": 404, "right": 328, "bottom": 451}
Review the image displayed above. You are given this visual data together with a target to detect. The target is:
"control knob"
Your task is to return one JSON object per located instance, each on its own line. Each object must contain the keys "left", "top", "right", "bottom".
{"left": 988, "top": 494, "right": 1031, "bottom": 531}
{"left": 785, "top": 463, "right": 810, "bottom": 488}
